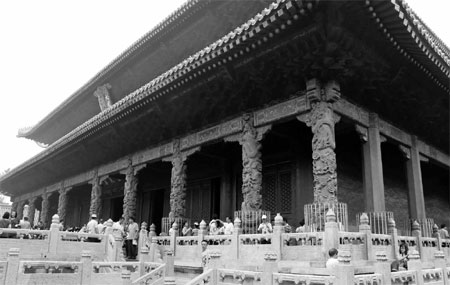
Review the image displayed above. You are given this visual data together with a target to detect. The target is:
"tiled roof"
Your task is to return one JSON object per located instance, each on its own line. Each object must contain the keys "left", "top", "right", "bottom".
{"left": 2, "top": 0, "right": 449, "bottom": 185}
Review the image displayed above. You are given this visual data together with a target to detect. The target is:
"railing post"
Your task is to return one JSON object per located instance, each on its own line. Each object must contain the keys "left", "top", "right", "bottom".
{"left": 197, "top": 220, "right": 207, "bottom": 254}
{"left": 359, "top": 213, "right": 373, "bottom": 261}
{"left": 49, "top": 214, "right": 60, "bottom": 256}
{"left": 164, "top": 249, "right": 175, "bottom": 277}
{"left": 115, "top": 236, "right": 124, "bottom": 261}
{"left": 5, "top": 248, "right": 20, "bottom": 285}
{"left": 169, "top": 222, "right": 178, "bottom": 255}
{"left": 407, "top": 250, "right": 423, "bottom": 284}
{"left": 138, "top": 222, "right": 148, "bottom": 260}
{"left": 324, "top": 209, "right": 339, "bottom": 258}
{"left": 262, "top": 252, "right": 278, "bottom": 285}
{"left": 104, "top": 219, "right": 114, "bottom": 236}
{"left": 411, "top": 221, "right": 424, "bottom": 261}
{"left": 335, "top": 251, "right": 354, "bottom": 285}
{"left": 81, "top": 250, "right": 93, "bottom": 285}
{"left": 232, "top": 217, "right": 242, "bottom": 260}
{"left": 272, "top": 213, "right": 284, "bottom": 260}
{"left": 149, "top": 223, "right": 157, "bottom": 238}
{"left": 433, "top": 250, "right": 448, "bottom": 284}
{"left": 139, "top": 247, "right": 150, "bottom": 276}
{"left": 121, "top": 269, "right": 132, "bottom": 285}
{"left": 374, "top": 252, "right": 391, "bottom": 285}
{"left": 388, "top": 218, "right": 399, "bottom": 260}
{"left": 208, "top": 251, "right": 221, "bottom": 284}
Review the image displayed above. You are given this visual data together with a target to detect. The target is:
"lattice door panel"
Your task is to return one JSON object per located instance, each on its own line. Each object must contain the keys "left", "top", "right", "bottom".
{"left": 262, "top": 163, "right": 293, "bottom": 215}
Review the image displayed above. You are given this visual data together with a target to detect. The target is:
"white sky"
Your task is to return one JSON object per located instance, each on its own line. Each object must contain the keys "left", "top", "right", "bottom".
{"left": 0, "top": 0, "right": 448, "bottom": 181}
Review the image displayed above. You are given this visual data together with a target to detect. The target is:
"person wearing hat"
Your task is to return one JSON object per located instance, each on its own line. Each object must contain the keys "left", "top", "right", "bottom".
{"left": 86, "top": 214, "right": 100, "bottom": 242}
{"left": 258, "top": 215, "right": 272, "bottom": 234}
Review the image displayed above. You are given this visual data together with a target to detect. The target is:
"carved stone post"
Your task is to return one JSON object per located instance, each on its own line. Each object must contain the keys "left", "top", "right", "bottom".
{"left": 297, "top": 79, "right": 341, "bottom": 203}
{"left": 41, "top": 193, "right": 49, "bottom": 228}
{"left": 57, "top": 184, "right": 70, "bottom": 223}
{"left": 28, "top": 197, "right": 37, "bottom": 226}
{"left": 122, "top": 159, "right": 141, "bottom": 222}
{"left": 89, "top": 171, "right": 102, "bottom": 218}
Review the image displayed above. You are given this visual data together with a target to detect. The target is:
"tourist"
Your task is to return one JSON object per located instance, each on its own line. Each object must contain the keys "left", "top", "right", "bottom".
{"left": 326, "top": 248, "right": 339, "bottom": 269}
{"left": 296, "top": 219, "right": 306, "bottom": 233}
{"left": 192, "top": 222, "right": 199, "bottom": 236}
{"left": 34, "top": 220, "right": 44, "bottom": 230}
{"left": 0, "top": 212, "right": 11, "bottom": 238}
{"left": 439, "top": 224, "right": 449, "bottom": 238}
{"left": 113, "top": 217, "right": 125, "bottom": 237}
{"left": 10, "top": 211, "right": 19, "bottom": 229}
{"left": 209, "top": 220, "right": 220, "bottom": 235}
{"left": 125, "top": 217, "right": 139, "bottom": 260}
{"left": 391, "top": 243, "right": 409, "bottom": 271}
{"left": 201, "top": 240, "right": 210, "bottom": 270}
{"left": 19, "top": 216, "right": 31, "bottom": 229}
{"left": 182, "top": 221, "right": 192, "bottom": 236}
{"left": 258, "top": 215, "right": 272, "bottom": 234}
{"left": 222, "top": 217, "right": 234, "bottom": 235}
{"left": 86, "top": 214, "right": 100, "bottom": 242}
{"left": 59, "top": 219, "right": 64, "bottom": 231}
{"left": 97, "top": 219, "right": 105, "bottom": 234}
{"left": 284, "top": 218, "right": 292, "bottom": 233}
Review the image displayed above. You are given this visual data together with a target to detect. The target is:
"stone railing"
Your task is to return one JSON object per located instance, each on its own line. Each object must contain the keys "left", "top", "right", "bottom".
{"left": 185, "top": 268, "right": 215, "bottom": 285}
{"left": 273, "top": 272, "right": 336, "bottom": 285}
{"left": 281, "top": 232, "right": 324, "bottom": 261}
{"left": 131, "top": 263, "right": 165, "bottom": 285}
{"left": 338, "top": 232, "right": 366, "bottom": 261}
{"left": 0, "top": 248, "right": 164, "bottom": 285}
{"left": 0, "top": 214, "right": 123, "bottom": 262}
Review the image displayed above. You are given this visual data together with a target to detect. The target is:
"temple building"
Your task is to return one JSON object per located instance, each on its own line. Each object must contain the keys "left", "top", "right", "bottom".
{"left": 0, "top": 0, "right": 448, "bottom": 236}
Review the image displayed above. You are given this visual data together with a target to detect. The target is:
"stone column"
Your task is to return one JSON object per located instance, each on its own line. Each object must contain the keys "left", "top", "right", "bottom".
{"left": 399, "top": 136, "right": 426, "bottom": 220}
{"left": 17, "top": 200, "right": 25, "bottom": 220}
{"left": 28, "top": 197, "right": 37, "bottom": 226}
{"left": 168, "top": 141, "right": 187, "bottom": 220}
{"left": 41, "top": 193, "right": 49, "bottom": 227}
{"left": 122, "top": 159, "right": 144, "bottom": 222}
{"left": 356, "top": 113, "right": 386, "bottom": 212}
{"left": 89, "top": 171, "right": 103, "bottom": 218}
{"left": 57, "top": 184, "right": 70, "bottom": 223}
{"left": 239, "top": 114, "right": 264, "bottom": 211}
{"left": 297, "top": 79, "right": 340, "bottom": 203}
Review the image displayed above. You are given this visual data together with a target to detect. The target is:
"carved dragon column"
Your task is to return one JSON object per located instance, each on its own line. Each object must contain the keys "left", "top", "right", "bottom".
{"left": 17, "top": 200, "right": 26, "bottom": 220}
{"left": 121, "top": 159, "right": 144, "bottom": 222}
{"left": 297, "top": 79, "right": 347, "bottom": 230}
{"left": 57, "top": 184, "right": 71, "bottom": 223}
{"left": 28, "top": 197, "right": 37, "bottom": 226}
{"left": 89, "top": 170, "right": 103, "bottom": 218}
{"left": 41, "top": 193, "right": 49, "bottom": 227}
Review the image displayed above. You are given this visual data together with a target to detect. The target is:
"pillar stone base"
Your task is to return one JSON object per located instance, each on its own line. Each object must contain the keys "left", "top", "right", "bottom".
{"left": 234, "top": 210, "right": 271, "bottom": 234}
{"left": 356, "top": 211, "right": 394, "bottom": 235}
{"left": 304, "top": 202, "right": 348, "bottom": 232}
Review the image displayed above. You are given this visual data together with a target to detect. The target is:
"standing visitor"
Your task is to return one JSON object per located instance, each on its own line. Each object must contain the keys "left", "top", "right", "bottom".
{"left": 86, "top": 214, "right": 99, "bottom": 242}
{"left": 222, "top": 217, "right": 234, "bottom": 235}
{"left": 10, "top": 211, "right": 19, "bottom": 229}
{"left": 19, "top": 216, "right": 31, "bottom": 229}
{"left": 258, "top": 215, "right": 272, "bottom": 234}
{"left": 125, "top": 217, "right": 139, "bottom": 260}
{"left": 182, "top": 221, "right": 192, "bottom": 236}
{"left": 391, "top": 243, "right": 409, "bottom": 271}
{"left": 326, "top": 248, "right": 339, "bottom": 269}
{"left": 0, "top": 212, "right": 11, "bottom": 238}
{"left": 192, "top": 222, "right": 199, "bottom": 236}
{"left": 439, "top": 224, "right": 449, "bottom": 238}
{"left": 201, "top": 240, "right": 210, "bottom": 270}
{"left": 296, "top": 219, "right": 306, "bottom": 233}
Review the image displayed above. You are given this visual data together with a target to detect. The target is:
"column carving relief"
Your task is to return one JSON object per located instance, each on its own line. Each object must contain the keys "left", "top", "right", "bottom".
{"left": 17, "top": 200, "right": 26, "bottom": 220}
{"left": 57, "top": 184, "right": 70, "bottom": 223}
{"left": 28, "top": 197, "right": 37, "bottom": 226}
{"left": 89, "top": 171, "right": 102, "bottom": 218}
{"left": 239, "top": 114, "right": 264, "bottom": 212}
{"left": 122, "top": 159, "right": 144, "bottom": 221}
{"left": 297, "top": 79, "right": 341, "bottom": 204}
{"left": 93, "top": 83, "right": 113, "bottom": 111}
{"left": 41, "top": 193, "right": 49, "bottom": 227}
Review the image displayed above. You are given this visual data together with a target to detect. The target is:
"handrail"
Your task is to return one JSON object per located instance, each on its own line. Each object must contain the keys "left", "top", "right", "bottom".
{"left": 185, "top": 268, "right": 215, "bottom": 285}
{"left": 131, "top": 263, "right": 165, "bottom": 284}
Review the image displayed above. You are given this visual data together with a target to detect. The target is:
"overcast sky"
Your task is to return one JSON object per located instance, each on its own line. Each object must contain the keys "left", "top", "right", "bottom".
{"left": 0, "top": 0, "right": 448, "bottom": 182}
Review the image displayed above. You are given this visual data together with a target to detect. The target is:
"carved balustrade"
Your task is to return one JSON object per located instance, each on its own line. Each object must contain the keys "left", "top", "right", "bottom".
{"left": 391, "top": 270, "right": 417, "bottom": 285}
{"left": 338, "top": 232, "right": 367, "bottom": 261}
{"left": 239, "top": 233, "right": 272, "bottom": 245}
{"left": 204, "top": 234, "right": 233, "bottom": 246}
{"left": 185, "top": 268, "right": 215, "bottom": 285}
{"left": 273, "top": 272, "right": 336, "bottom": 285}
{"left": 440, "top": 239, "right": 450, "bottom": 257}
{"left": 281, "top": 232, "right": 324, "bottom": 261}
{"left": 217, "top": 268, "right": 262, "bottom": 284}
{"left": 353, "top": 273, "right": 383, "bottom": 285}
{"left": 17, "top": 260, "right": 83, "bottom": 284}
{"left": 282, "top": 232, "right": 324, "bottom": 246}
{"left": 397, "top": 236, "right": 419, "bottom": 251}
{"left": 176, "top": 236, "right": 199, "bottom": 246}
{"left": 421, "top": 268, "right": 445, "bottom": 284}
{"left": 371, "top": 234, "right": 394, "bottom": 260}
{"left": 131, "top": 263, "right": 165, "bottom": 285}
{"left": 20, "top": 261, "right": 81, "bottom": 274}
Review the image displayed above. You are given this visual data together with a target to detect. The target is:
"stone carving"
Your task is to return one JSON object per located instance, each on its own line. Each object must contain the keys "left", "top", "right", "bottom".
{"left": 123, "top": 159, "right": 138, "bottom": 221}
{"left": 168, "top": 140, "right": 187, "bottom": 220}
{"left": 41, "top": 193, "right": 49, "bottom": 227}
{"left": 298, "top": 79, "right": 340, "bottom": 204}
{"left": 57, "top": 185, "right": 70, "bottom": 223}
{"left": 17, "top": 201, "right": 25, "bottom": 220}
{"left": 240, "top": 114, "right": 263, "bottom": 212}
{"left": 93, "top": 83, "right": 113, "bottom": 111}
{"left": 28, "top": 197, "right": 37, "bottom": 225}
{"left": 89, "top": 171, "right": 102, "bottom": 217}
{"left": 254, "top": 94, "right": 307, "bottom": 126}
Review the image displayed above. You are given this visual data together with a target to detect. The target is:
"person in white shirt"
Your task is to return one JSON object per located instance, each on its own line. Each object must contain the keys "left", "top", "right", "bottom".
{"left": 97, "top": 219, "right": 105, "bottom": 234}
{"left": 296, "top": 219, "right": 306, "bottom": 233}
{"left": 125, "top": 217, "right": 139, "bottom": 260}
{"left": 86, "top": 214, "right": 100, "bottom": 242}
{"left": 222, "top": 217, "right": 234, "bottom": 235}
{"left": 326, "top": 248, "right": 339, "bottom": 270}
{"left": 257, "top": 215, "right": 272, "bottom": 234}
{"left": 439, "top": 224, "right": 449, "bottom": 238}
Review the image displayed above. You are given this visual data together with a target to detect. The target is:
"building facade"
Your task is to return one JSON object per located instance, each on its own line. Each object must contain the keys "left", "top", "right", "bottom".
{"left": 0, "top": 0, "right": 448, "bottom": 235}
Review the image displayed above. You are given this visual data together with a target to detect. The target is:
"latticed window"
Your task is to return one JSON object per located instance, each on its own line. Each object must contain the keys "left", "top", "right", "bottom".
{"left": 262, "top": 162, "right": 293, "bottom": 215}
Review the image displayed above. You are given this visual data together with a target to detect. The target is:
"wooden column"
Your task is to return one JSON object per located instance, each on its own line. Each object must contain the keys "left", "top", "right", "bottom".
{"left": 41, "top": 193, "right": 49, "bottom": 227}
{"left": 57, "top": 185, "right": 70, "bottom": 223}
{"left": 399, "top": 136, "right": 426, "bottom": 220}
{"left": 356, "top": 113, "right": 386, "bottom": 212}
{"left": 220, "top": 160, "right": 233, "bottom": 219}
{"left": 28, "top": 197, "right": 37, "bottom": 226}
{"left": 121, "top": 159, "right": 144, "bottom": 222}
{"left": 89, "top": 171, "right": 103, "bottom": 218}
{"left": 17, "top": 200, "right": 25, "bottom": 220}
